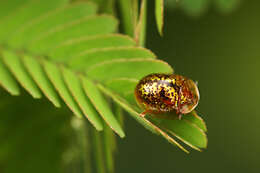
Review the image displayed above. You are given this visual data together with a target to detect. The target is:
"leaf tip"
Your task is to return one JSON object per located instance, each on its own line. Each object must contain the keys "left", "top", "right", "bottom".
{"left": 155, "top": 0, "right": 164, "bottom": 37}
{"left": 52, "top": 101, "right": 61, "bottom": 108}
{"left": 32, "top": 93, "right": 42, "bottom": 99}
{"left": 5, "top": 87, "right": 20, "bottom": 96}
{"left": 118, "top": 130, "right": 126, "bottom": 138}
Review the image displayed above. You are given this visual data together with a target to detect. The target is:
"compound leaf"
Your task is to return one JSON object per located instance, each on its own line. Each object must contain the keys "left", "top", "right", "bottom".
{"left": 0, "top": 0, "right": 207, "bottom": 159}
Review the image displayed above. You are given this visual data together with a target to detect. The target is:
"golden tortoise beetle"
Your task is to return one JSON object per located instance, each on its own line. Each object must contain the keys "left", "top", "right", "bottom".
{"left": 134, "top": 73, "right": 200, "bottom": 119}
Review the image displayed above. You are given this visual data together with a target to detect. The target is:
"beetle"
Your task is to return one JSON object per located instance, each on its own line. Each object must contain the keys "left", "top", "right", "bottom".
{"left": 134, "top": 73, "right": 200, "bottom": 119}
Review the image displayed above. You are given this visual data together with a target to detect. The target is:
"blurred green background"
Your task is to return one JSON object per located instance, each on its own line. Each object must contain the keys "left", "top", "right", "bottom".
{"left": 116, "top": 1, "right": 260, "bottom": 173}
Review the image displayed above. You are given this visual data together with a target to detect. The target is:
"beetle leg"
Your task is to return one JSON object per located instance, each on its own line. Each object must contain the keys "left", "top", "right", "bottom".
{"left": 176, "top": 89, "right": 183, "bottom": 120}
{"left": 176, "top": 109, "right": 182, "bottom": 120}
{"left": 140, "top": 110, "right": 148, "bottom": 117}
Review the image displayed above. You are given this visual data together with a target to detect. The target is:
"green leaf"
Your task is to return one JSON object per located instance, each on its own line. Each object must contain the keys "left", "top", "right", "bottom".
{"left": 155, "top": 117, "right": 207, "bottom": 150}
{"left": 98, "top": 84, "right": 157, "bottom": 134}
{"left": 27, "top": 15, "right": 118, "bottom": 54}
{"left": 0, "top": 0, "right": 30, "bottom": 19}
{"left": 90, "top": 0, "right": 116, "bottom": 14}
{"left": 104, "top": 78, "right": 138, "bottom": 106}
{"left": 0, "top": 57, "right": 20, "bottom": 95}
{"left": 69, "top": 47, "right": 156, "bottom": 69}
{"left": 61, "top": 66, "right": 103, "bottom": 131}
{"left": 86, "top": 58, "right": 173, "bottom": 81}
{"left": 1, "top": 50, "right": 42, "bottom": 98}
{"left": 0, "top": 0, "right": 69, "bottom": 42}
{"left": 183, "top": 111, "right": 207, "bottom": 132}
{"left": 97, "top": 84, "right": 189, "bottom": 153}
{"left": 155, "top": 0, "right": 164, "bottom": 36}
{"left": 7, "top": 2, "right": 97, "bottom": 48}
{"left": 22, "top": 55, "right": 61, "bottom": 107}
{"left": 105, "top": 78, "right": 138, "bottom": 98}
{"left": 49, "top": 34, "right": 136, "bottom": 60}
{"left": 135, "top": 0, "right": 147, "bottom": 46}
{"left": 118, "top": 0, "right": 135, "bottom": 36}
{"left": 42, "top": 60, "right": 84, "bottom": 118}
{"left": 81, "top": 77, "right": 125, "bottom": 137}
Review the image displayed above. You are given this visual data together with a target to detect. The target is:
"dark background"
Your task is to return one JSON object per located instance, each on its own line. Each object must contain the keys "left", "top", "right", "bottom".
{"left": 116, "top": 1, "right": 260, "bottom": 173}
